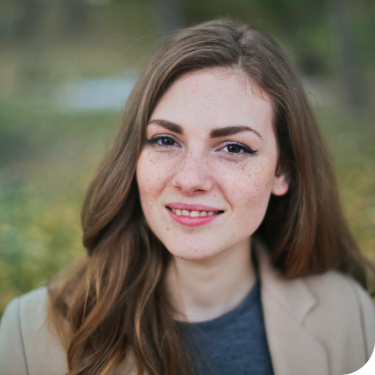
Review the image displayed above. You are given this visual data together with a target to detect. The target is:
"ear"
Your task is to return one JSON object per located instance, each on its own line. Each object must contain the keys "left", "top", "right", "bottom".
{"left": 272, "top": 170, "right": 290, "bottom": 196}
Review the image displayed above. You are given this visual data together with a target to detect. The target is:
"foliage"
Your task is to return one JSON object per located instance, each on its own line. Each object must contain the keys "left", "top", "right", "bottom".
{"left": 0, "top": 100, "right": 119, "bottom": 313}
{"left": 0, "top": 0, "right": 374, "bottom": 316}
{"left": 317, "top": 107, "right": 375, "bottom": 259}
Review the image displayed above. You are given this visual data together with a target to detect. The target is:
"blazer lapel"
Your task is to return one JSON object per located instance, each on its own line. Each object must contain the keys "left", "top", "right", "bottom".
{"left": 254, "top": 240, "right": 330, "bottom": 375}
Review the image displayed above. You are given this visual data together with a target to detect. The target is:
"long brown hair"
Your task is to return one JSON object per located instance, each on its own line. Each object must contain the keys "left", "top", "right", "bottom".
{"left": 48, "top": 19, "right": 375, "bottom": 375}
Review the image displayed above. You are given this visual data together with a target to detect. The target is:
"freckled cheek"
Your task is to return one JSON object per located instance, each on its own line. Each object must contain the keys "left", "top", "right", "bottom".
{"left": 136, "top": 154, "right": 165, "bottom": 193}
{"left": 222, "top": 163, "right": 276, "bottom": 206}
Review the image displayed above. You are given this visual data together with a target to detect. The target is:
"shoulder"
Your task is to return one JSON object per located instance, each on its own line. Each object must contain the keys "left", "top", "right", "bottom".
{"left": 1, "top": 287, "right": 50, "bottom": 344}
{"left": 303, "top": 270, "right": 375, "bottom": 360}
{"left": 0, "top": 287, "right": 68, "bottom": 375}
{"left": 13, "top": 286, "right": 49, "bottom": 324}
{"left": 304, "top": 269, "right": 374, "bottom": 324}
{"left": 304, "top": 269, "right": 373, "bottom": 310}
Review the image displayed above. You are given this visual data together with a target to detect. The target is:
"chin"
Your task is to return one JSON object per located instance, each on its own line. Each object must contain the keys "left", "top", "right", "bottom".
{"left": 162, "top": 239, "right": 220, "bottom": 261}
{"left": 169, "top": 249, "right": 218, "bottom": 261}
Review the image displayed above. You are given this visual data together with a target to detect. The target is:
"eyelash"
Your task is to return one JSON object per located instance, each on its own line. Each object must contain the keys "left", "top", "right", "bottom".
{"left": 146, "top": 136, "right": 257, "bottom": 155}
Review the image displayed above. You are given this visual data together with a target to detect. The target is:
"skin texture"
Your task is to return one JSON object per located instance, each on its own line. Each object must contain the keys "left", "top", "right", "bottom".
{"left": 136, "top": 68, "right": 289, "bottom": 321}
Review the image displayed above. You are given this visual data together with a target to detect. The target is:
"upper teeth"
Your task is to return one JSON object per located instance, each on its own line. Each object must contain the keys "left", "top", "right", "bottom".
{"left": 171, "top": 208, "right": 218, "bottom": 217}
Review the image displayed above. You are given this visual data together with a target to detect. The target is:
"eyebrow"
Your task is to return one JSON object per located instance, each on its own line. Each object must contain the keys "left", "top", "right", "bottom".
{"left": 148, "top": 119, "right": 263, "bottom": 139}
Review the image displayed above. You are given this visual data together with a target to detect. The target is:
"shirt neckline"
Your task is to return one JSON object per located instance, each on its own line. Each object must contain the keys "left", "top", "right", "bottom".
{"left": 176, "top": 278, "right": 260, "bottom": 328}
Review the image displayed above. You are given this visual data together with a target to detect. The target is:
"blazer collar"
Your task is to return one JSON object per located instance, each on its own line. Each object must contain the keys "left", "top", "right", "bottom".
{"left": 254, "top": 239, "right": 330, "bottom": 375}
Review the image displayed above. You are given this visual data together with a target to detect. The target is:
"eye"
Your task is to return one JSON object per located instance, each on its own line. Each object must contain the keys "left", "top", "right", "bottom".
{"left": 220, "top": 142, "right": 257, "bottom": 155}
{"left": 225, "top": 144, "right": 243, "bottom": 154}
{"left": 146, "top": 135, "right": 179, "bottom": 147}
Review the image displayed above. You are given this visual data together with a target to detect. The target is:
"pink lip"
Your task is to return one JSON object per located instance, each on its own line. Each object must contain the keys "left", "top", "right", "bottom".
{"left": 165, "top": 203, "right": 224, "bottom": 227}
{"left": 166, "top": 202, "right": 222, "bottom": 212}
{"left": 167, "top": 208, "right": 222, "bottom": 226}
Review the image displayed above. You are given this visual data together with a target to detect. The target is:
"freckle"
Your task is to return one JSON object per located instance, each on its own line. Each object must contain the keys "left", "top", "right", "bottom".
{"left": 167, "top": 227, "right": 169, "bottom": 231}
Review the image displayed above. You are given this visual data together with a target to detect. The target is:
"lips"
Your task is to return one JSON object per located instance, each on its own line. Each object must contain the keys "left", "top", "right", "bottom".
{"left": 165, "top": 203, "right": 224, "bottom": 227}
{"left": 166, "top": 202, "right": 223, "bottom": 212}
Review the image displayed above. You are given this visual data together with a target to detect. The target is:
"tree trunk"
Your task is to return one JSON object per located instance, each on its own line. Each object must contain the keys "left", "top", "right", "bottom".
{"left": 154, "top": 0, "right": 185, "bottom": 36}
{"left": 61, "top": 0, "right": 87, "bottom": 35}
{"left": 328, "top": 0, "right": 368, "bottom": 108}
{"left": 13, "top": 0, "right": 42, "bottom": 37}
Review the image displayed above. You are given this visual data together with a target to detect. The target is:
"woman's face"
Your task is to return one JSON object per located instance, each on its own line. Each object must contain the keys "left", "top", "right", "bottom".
{"left": 136, "top": 68, "right": 289, "bottom": 260}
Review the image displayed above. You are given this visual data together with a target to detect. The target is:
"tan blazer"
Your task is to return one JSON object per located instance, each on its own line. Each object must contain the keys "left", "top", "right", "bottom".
{"left": 1, "top": 242, "right": 374, "bottom": 375}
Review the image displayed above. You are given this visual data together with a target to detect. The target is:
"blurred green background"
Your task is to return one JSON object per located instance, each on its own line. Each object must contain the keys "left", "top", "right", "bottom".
{"left": 1, "top": 0, "right": 374, "bottom": 315}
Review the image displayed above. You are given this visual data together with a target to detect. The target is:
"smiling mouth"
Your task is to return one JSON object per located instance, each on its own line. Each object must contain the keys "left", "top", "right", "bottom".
{"left": 166, "top": 207, "right": 224, "bottom": 217}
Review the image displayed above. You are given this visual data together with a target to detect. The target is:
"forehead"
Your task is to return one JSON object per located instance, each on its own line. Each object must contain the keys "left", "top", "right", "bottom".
{"left": 150, "top": 68, "right": 274, "bottom": 135}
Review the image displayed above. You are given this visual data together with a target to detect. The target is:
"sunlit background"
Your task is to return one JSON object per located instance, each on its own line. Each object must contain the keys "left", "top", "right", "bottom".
{"left": 1, "top": 0, "right": 374, "bottom": 314}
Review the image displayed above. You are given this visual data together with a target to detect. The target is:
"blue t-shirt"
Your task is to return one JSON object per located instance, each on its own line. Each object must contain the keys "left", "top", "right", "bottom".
{"left": 177, "top": 279, "right": 274, "bottom": 375}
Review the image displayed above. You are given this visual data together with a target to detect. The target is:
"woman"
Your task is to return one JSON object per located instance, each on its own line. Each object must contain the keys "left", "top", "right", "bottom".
{"left": 0, "top": 19, "right": 374, "bottom": 375}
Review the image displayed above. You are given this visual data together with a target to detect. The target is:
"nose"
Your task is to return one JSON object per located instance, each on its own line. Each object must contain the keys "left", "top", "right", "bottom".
{"left": 172, "top": 151, "right": 213, "bottom": 195}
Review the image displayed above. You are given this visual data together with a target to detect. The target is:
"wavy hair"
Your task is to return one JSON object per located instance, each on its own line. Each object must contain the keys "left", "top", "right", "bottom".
{"left": 48, "top": 19, "right": 375, "bottom": 375}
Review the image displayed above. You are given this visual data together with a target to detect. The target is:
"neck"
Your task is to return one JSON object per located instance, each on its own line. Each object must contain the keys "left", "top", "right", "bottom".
{"left": 165, "top": 237, "right": 256, "bottom": 323}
